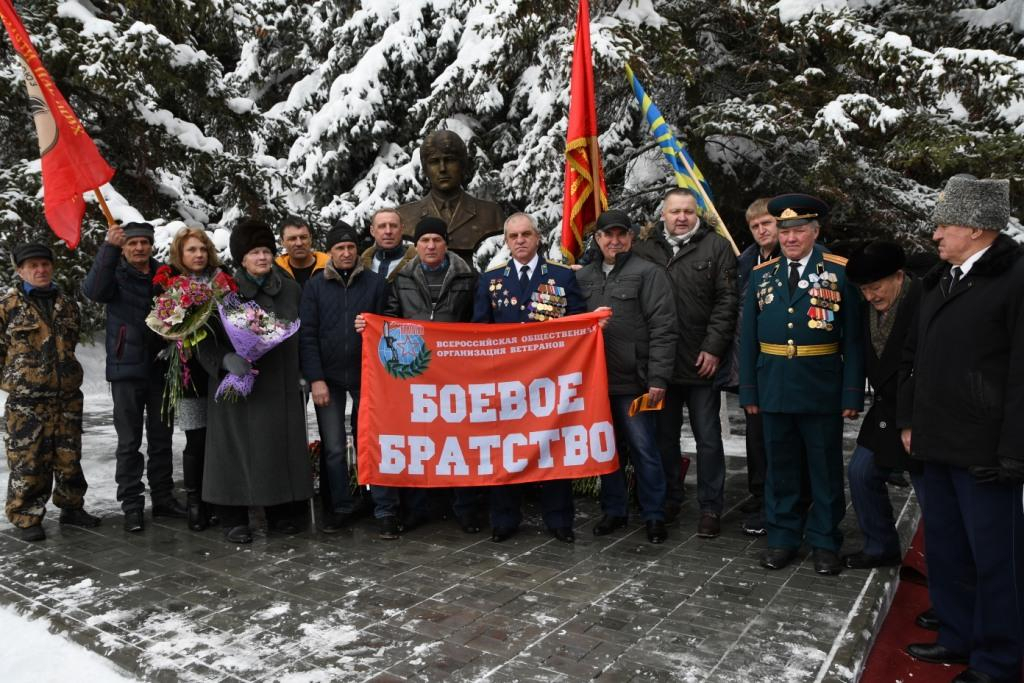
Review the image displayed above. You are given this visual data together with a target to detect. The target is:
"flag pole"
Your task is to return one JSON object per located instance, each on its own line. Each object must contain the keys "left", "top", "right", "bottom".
{"left": 587, "top": 135, "right": 603, "bottom": 224}
{"left": 675, "top": 152, "right": 739, "bottom": 256}
{"left": 93, "top": 189, "right": 117, "bottom": 229}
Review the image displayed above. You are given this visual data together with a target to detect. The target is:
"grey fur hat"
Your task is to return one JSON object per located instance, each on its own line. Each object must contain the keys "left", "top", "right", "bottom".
{"left": 931, "top": 176, "right": 1010, "bottom": 231}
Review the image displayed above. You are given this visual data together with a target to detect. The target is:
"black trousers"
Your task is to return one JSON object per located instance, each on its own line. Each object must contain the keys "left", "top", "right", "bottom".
{"left": 111, "top": 378, "right": 174, "bottom": 512}
{"left": 182, "top": 428, "right": 206, "bottom": 493}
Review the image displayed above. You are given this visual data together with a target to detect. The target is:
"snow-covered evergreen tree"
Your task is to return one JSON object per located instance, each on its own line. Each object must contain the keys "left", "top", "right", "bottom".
{"left": 1, "top": 0, "right": 1021, "bottom": 305}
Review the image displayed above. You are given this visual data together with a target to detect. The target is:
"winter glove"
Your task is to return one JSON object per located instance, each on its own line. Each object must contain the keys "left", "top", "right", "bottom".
{"left": 968, "top": 458, "right": 1024, "bottom": 484}
{"left": 222, "top": 353, "right": 252, "bottom": 378}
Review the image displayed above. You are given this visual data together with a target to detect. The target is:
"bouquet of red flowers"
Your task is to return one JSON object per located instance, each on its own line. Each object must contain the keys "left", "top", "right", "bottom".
{"left": 147, "top": 266, "right": 237, "bottom": 416}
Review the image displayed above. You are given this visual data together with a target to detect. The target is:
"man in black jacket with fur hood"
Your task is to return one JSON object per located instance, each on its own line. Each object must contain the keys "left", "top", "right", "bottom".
{"left": 899, "top": 175, "right": 1024, "bottom": 683}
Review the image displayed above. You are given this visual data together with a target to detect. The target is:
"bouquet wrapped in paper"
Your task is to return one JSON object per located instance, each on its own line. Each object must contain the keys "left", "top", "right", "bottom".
{"left": 146, "top": 266, "right": 237, "bottom": 416}
{"left": 214, "top": 293, "right": 301, "bottom": 401}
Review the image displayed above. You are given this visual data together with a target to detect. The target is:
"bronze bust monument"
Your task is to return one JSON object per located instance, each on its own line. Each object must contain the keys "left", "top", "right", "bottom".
{"left": 398, "top": 130, "right": 505, "bottom": 266}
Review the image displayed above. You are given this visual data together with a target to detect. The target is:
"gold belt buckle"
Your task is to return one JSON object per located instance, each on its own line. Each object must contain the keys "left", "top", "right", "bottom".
{"left": 786, "top": 343, "right": 796, "bottom": 359}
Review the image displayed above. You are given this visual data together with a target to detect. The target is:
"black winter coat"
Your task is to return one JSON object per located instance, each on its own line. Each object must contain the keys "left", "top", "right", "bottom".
{"left": 383, "top": 253, "right": 477, "bottom": 322}
{"left": 575, "top": 252, "right": 677, "bottom": 395}
{"left": 195, "top": 269, "right": 312, "bottom": 506}
{"left": 859, "top": 275, "right": 922, "bottom": 471}
{"left": 632, "top": 222, "right": 738, "bottom": 386}
{"left": 899, "top": 234, "right": 1024, "bottom": 468}
{"left": 81, "top": 242, "right": 165, "bottom": 382}
{"left": 299, "top": 260, "right": 385, "bottom": 388}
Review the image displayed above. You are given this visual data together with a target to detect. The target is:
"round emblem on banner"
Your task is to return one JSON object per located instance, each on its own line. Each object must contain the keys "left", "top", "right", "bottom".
{"left": 377, "top": 321, "right": 431, "bottom": 379}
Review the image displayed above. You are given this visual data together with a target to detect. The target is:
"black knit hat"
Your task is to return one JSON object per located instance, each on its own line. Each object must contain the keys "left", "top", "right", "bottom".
{"left": 846, "top": 240, "right": 906, "bottom": 286}
{"left": 12, "top": 243, "right": 54, "bottom": 267}
{"left": 414, "top": 216, "right": 448, "bottom": 243}
{"left": 229, "top": 219, "right": 276, "bottom": 264}
{"left": 325, "top": 220, "right": 359, "bottom": 250}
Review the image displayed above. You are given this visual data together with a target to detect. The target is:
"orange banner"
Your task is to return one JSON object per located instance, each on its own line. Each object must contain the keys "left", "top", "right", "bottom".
{"left": 357, "top": 311, "right": 617, "bottom": 487}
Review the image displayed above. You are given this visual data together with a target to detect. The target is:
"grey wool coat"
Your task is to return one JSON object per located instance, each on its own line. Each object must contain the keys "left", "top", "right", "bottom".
{"left": 196, "top": 268, "right": 313, "bottom": 506}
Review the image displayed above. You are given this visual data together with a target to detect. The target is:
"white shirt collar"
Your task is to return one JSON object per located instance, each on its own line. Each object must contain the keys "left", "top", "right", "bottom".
{"left": 786, "top": 251, "right": 814, "bottom": 276}
{"left": 955, "top": 244, "right": 992, "bottom": 277}
{"left": 512, "top": 253, "right": 540, "bottom": 276}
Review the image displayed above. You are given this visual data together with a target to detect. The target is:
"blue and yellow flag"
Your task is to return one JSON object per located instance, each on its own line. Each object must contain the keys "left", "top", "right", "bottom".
{"left": 625, "top": 63, "right": 712, "bottom": 210}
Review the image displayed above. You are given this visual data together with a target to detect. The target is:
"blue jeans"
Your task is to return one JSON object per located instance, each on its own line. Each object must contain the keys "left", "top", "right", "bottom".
{"left": 600, "top": 394, "right": 665, "bottom": 521}
{"left": 847, "top": 445, "right": 924, "bottom": 557}
{"left": 370, "top": 486, "right": 428, "bottom": 521}
{"left": 656, "top": 384, "right": 726, "bottom": 513}
{"left": 313, "top": 384, "right": 357, "bottom": 514}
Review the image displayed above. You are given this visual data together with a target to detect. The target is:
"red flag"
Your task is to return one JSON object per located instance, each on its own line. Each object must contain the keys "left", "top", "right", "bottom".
{"left": 561, "top": 0, "right": 607, "bottom": 262}
{"left": 0, "top": 0, "right": 114, "bottom": 249}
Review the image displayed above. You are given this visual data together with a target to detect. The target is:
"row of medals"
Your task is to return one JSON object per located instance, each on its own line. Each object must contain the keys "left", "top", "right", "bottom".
{"left": 807, "top": 271, "right": 841, "bottom": 331}
{"left": 756, "top": 270, "right": 841, "bottom": 331}
{"left": 487, "top": 278, "right": 568, "bottom": 321}
{"left": 529, "top": 282, "right": 568, "bottom": 321}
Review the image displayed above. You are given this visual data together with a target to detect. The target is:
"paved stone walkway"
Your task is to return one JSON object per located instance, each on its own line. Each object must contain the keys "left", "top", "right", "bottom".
{"left": 0, "top": 399, "right": 917, "bottom": 682}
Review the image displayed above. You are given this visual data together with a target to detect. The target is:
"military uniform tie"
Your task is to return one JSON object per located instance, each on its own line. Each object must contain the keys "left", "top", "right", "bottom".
{"left": 519, "top": 265, "right": 530, "bottom": 293}
{"left": 788, "top": 262, "right": 801, "bottom": 295}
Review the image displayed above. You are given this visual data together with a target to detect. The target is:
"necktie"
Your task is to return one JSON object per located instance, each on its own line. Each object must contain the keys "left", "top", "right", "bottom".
{"left": 788, "top": 262, "right": 801, "bottom": 294}
{"left": 948, "top": 266, "right": 962, "bottom": 296}
{"left": 519, "top": 265, "right": 530, "bottom": 293}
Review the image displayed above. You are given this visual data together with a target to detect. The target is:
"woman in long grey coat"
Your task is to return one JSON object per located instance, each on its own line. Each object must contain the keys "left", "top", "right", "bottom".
{"left": 197, "top": 219, "right": 312, "bottom": 543}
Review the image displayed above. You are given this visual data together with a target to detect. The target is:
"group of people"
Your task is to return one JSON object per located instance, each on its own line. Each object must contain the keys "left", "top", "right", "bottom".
{"left": 1, "top": 169, "right": 1021, "bottom": 682}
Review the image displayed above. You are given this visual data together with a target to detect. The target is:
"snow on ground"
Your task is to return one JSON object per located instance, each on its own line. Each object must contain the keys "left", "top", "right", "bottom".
{"left": 0, "top": 604, "right": 137, "bottom": 682}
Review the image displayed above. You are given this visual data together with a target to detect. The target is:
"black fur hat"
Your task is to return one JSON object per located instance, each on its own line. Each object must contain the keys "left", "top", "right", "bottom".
{"left": 847, "top": 240, "right": 906, "bottom": 285}
{"left": 229, "top": 219, "right": 276, "bottom": 264}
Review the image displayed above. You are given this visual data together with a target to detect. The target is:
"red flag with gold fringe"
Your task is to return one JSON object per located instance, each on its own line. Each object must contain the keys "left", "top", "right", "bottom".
{"left": 0, "top": 0, "right": 114, "bottom": 249}
{"left": 560, "top": 0, "right": 607, "bottom": 262}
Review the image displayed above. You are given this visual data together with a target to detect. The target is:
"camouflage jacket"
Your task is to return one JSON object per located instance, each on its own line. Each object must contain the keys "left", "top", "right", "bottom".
{"left": 0, "top": 286, "right": 84, "bottom": 398}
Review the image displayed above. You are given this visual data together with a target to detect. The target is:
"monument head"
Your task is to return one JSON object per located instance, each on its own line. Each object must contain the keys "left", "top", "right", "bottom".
{"left": 420, "top": 130, "right": 469, "bottom": 198}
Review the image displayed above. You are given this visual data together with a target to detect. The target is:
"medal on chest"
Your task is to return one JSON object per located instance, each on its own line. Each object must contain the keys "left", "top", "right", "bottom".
{"left": 528, "top": 279, "right": 567, "bottom": 321}
{"left": 806, "top": 264, "right": 840, "bottom": 330}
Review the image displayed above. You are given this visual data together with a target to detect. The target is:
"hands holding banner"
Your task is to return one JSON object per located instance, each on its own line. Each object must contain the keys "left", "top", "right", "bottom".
{"left": 357, "top": 311, "right": 617, "bottom": 488}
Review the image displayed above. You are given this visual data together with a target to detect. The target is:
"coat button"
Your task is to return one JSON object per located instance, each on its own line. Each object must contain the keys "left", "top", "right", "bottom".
{"left": 788, "top": 307, "right": 794, "bottom": 314}
{"left": 879, "top": 421, "right": 887, "bottom": 429}
{"left": 787, "top": 322, "right": 793, "bottom": 329}
{"left": 520, "top": 305, "right": 525, "bottom": 310}
{"left": 787, "top": 339, "right": 793, "bottom": 344}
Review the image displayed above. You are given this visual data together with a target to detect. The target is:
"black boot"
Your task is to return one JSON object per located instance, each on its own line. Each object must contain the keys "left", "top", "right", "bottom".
{"left": 187, "top": 491, "right": 208, "bottom": 532}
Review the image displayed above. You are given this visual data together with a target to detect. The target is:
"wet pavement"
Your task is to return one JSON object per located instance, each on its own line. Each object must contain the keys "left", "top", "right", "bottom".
{"left": 0, "top": 395, "right": 917, "bottom": 682}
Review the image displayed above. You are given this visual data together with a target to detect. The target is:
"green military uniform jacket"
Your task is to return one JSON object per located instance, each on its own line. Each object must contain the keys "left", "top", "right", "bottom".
{"left": 738, "top": 245, "right": 864, "bottom": 414}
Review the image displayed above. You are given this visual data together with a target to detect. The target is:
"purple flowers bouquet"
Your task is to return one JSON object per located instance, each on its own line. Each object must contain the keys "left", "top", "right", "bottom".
{"left": 214, "top": 293, "right": 300, "bottom": 401}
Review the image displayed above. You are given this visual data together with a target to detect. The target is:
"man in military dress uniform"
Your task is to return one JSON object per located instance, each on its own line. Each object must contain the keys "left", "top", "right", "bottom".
{"left": 2, "top": 244, "right": 101, "bottom": 541}
{"left": 472, "top": 212, "right": 585, "bottom": 543}
{"left": 739, "top": 194, "right": 864, "bottom": 574}
{"left": 398, "top": 130, "right": 504, "bottom": 267}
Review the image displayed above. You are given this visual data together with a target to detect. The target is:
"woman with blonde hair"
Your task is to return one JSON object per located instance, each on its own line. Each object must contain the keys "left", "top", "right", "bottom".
{"left": 157, "top": 226, "right": 223, "bottom": 531}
